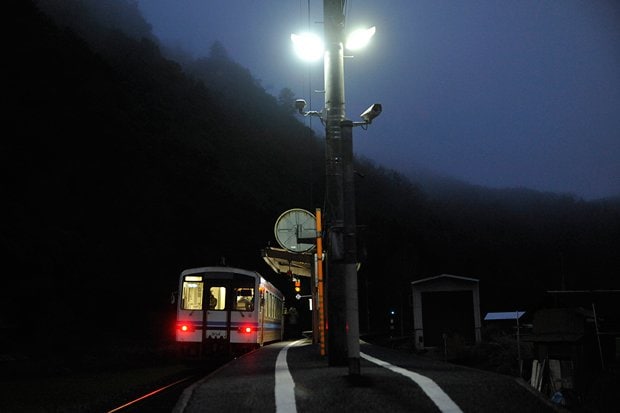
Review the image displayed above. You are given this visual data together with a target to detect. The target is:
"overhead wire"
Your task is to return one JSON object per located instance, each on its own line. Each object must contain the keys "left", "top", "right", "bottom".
{"left": 307, "top": 0, "right": 313, "bottom": 128}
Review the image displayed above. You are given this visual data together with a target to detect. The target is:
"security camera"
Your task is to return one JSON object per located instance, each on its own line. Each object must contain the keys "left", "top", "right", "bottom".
{"left": 360, "top": 103, "right": 382, "bottom": 123}
{"left": 295, "top": 99, "right": 307, "bottom": 114}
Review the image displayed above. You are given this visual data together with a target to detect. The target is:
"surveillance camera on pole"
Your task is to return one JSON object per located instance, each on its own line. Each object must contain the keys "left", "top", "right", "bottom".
{"left": 359, "top": 103, "right": 382, "bottom": 124}
{"left": 350, "top": 103, "right": 382, "bottom": 129}
{"left": 294, "top": 98, "right": 322, "bottom": 119}
{"left": 295, "top": 99, "right": 307, "bottom": 114}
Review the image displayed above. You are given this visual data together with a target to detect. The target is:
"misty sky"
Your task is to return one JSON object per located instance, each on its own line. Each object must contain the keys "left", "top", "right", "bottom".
{"left": 136, "top": 0, "right": 620, "bottom": 200}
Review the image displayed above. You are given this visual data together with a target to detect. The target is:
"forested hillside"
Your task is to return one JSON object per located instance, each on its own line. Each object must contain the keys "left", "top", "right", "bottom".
{"left": 2, "top": 0, "right": 619, "bottom": 357}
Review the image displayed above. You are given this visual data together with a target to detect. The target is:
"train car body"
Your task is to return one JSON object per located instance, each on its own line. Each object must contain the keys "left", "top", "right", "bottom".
{"left": 176, "top": 266, "right": 284, "bottom": 356}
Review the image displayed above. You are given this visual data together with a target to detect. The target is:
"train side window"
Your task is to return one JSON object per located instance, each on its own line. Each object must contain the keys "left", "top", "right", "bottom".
{"left": 209, "top": 286, "right": 226, "bottom": 310}
{"left": 181, "top": 278, "right": 204, "bottom": 310}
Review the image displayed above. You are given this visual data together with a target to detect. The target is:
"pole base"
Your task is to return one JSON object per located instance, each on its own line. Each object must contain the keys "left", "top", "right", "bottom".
{"left": 348, "top": 357, "right": 360, "bottom": 376}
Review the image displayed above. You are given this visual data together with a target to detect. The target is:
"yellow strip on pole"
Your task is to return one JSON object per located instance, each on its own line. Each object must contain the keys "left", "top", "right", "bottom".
{"left": 316, "top": 208, "right": 326, "bottom": 356}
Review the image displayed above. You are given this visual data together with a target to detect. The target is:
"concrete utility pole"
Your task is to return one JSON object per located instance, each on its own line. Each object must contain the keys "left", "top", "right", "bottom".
{"left": 323, "top": 0, "right": 361, "bottom": 374}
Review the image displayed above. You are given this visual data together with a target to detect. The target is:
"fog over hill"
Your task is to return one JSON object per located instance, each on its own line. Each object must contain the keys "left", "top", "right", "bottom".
{"left": 135, "top": 0, "right": 620, "bottom": 201}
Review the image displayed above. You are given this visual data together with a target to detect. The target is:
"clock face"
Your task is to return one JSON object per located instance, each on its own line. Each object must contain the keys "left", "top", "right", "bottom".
{"left": 274, "top": 209, "right": 316, "bottom": 252}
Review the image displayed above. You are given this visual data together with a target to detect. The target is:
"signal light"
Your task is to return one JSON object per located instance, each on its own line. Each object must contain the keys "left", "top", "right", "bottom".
{"left": 177, "top": 323, "right": 195, "bottom": 332}
{"left": 294, "top": 278, "right": 301, "bottom": 293}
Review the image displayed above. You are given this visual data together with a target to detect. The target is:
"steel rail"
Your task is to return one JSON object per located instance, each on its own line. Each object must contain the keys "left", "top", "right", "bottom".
{"left": 106, "top": 376, "right": 194, "bottom": 413}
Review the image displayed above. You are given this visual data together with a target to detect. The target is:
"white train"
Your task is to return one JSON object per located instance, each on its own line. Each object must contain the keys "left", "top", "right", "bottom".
{"left": 176, "top": 266, "right": 285, "bottom": 356}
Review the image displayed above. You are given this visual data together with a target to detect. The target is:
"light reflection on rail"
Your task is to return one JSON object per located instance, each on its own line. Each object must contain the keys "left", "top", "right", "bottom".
{"left": 106, "top": 376, "right": 194, "bottom": 413}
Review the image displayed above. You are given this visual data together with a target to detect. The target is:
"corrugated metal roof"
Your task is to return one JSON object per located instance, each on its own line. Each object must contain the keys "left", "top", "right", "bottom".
{"left": 484, "top": 311, "right": 525, "bottom": 321}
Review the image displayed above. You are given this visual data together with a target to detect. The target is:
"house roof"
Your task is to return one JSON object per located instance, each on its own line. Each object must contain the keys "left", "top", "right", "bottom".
{"left": 411, "top": 274, "right": 479, "bottom": 285}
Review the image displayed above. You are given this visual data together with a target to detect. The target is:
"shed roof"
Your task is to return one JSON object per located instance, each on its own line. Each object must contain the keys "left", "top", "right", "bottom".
{"left": 411, "top": 274, "right": 479, "bottom": 285}
{"left": 484, "top": 311, "right": 525, "bottom": 321}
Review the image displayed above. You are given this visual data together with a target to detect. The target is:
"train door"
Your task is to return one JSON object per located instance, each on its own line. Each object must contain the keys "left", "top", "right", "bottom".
{"left": 206, "top": 275, "right": 258, "bottom": 353}
{"left": 200, "top": 282, "right": 229, "bottom": 354}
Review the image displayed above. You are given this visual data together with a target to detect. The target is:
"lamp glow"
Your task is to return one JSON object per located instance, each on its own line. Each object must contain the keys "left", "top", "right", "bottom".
{"left": 291, "top": 32, "right": 324, "bottom": 61}
{"left": 345, "top": 26, "right": 376, "bottom": 50}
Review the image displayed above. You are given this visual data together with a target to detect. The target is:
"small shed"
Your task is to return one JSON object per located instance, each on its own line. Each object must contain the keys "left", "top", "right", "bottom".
{"left": 411, "top": 274, "right": 481, "bottom": 350}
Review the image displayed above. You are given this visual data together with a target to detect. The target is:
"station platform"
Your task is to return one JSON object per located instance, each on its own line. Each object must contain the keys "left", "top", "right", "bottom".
{"left": 173, "top": 338, "right": 557, "bottom": 413}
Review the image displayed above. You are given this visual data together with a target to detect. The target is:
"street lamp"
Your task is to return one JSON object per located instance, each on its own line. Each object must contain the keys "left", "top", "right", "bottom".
{"left": 345, "top": 26, "right": 376, "bottom": 50}
{"left": 291, "top": 26, "right": 376, "bottom": 59}
{"left": 290, "top": 1, "right": 381, "bottom": 376}
{"left": 290, "top": 32, "right": 324, "bottom": 62}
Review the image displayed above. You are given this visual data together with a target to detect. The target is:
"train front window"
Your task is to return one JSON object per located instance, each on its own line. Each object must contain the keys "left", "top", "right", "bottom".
{"left": 209, "top": 286, "right": 226, "bottom": 311}
{"left": 234, "top": 288, "right": 255, "bottom": 311}
{"left": 181, "top": 276, "right": 203, "bottom": 310}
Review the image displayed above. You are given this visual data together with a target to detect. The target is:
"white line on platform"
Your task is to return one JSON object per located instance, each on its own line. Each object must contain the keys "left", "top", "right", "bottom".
{"left": 361, "top": 352, "right": 463, "bottom": 413}
{"left": 275, "top": 339, "right": 307, "bottom": 413}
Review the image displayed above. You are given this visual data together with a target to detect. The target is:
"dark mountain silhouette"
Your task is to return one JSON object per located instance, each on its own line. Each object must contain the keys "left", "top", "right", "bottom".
{"left": 2, "top": 0, "right": 618, "bottom": 359}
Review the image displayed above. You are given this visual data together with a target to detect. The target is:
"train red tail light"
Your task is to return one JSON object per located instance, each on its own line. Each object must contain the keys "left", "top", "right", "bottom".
{"left": 238, "top": 325, "right": 254, "bottom": 334}
{"left": 177, "top": 323, "right": 195, "bottom": 333}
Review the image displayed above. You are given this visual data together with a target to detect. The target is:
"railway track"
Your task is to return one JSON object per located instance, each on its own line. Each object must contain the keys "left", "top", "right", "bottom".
{"left": 106, "top": 374, "right": 196, "bottom": 412}
{"left": 104, "top": 358, "right": 231, "bottom": 412}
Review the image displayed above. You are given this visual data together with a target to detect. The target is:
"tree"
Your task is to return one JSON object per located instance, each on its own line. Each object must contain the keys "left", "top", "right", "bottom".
{"left": 209, "top": 40, "right": 230, "bottom": 61}
{"left": 278, "top": 87, "right": 296, "bottom": 113}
